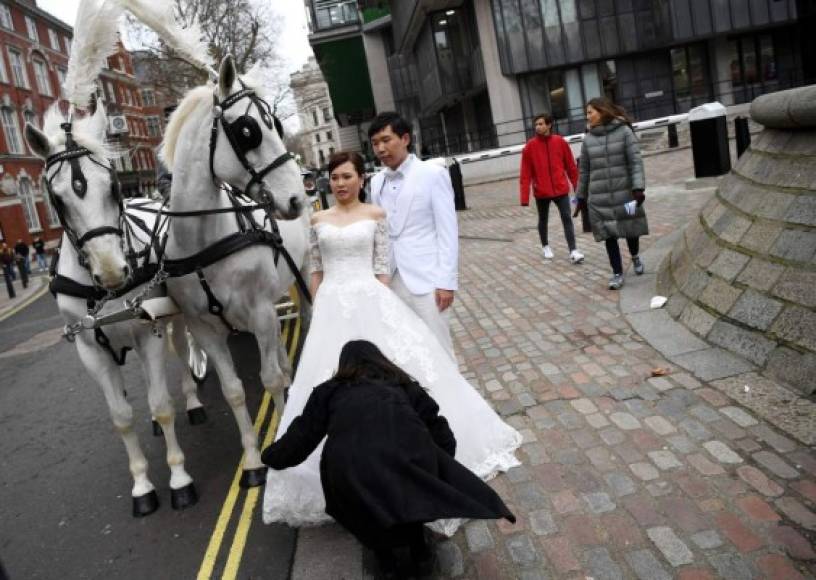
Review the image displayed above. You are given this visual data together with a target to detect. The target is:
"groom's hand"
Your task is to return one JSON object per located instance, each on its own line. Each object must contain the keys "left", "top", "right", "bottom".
{"left": 435, "top": 289, "right": 454, "bottom": 312}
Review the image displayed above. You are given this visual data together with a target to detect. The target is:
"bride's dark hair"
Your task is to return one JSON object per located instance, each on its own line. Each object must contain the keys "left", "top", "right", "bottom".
{"left": 332, "top": 340, "right": 418, "bottom": 388}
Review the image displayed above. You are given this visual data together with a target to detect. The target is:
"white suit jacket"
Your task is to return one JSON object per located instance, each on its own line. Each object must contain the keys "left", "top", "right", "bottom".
{"left": 370, "top": 156, "right": 459, "bottom": 295}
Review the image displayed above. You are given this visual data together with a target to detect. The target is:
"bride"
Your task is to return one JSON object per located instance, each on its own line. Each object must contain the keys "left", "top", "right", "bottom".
{"left": 262, "top": 151, "right": 522, "bottom": 533}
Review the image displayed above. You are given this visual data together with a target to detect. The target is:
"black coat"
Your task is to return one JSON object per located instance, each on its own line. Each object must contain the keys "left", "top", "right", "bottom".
{"left": 262, "top": 379, "right": 515, "bottom": 546}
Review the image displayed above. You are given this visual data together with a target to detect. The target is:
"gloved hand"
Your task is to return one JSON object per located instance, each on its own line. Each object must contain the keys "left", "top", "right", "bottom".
{"left": 632, "top": 189, "right": 646, "bottom": 207}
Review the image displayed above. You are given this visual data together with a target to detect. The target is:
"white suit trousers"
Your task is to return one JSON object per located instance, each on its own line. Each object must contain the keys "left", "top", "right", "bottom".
{"left": 390, "top": 271, "right": 454, "bottom": 360}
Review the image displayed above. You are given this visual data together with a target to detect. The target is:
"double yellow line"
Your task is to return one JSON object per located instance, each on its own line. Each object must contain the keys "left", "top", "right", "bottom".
{"left": 197, "top": 289, "right": 303, "bottom": 580}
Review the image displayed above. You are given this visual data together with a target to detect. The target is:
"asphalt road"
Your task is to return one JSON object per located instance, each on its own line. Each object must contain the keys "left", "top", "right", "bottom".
{"left": 0, "top": 293, "right": 296, "bottom": 579}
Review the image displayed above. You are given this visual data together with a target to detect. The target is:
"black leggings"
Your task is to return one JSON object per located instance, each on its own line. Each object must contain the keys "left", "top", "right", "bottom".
{"left": 535, "top": 195, "right": 576, "bottom": 251}
{"left": 605, "top": 237, "right": 640, "bottom": 275}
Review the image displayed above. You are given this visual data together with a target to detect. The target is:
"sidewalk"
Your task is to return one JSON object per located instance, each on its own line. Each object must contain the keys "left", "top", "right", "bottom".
{"left": 0, "top": 272, "right": 49, "bottom": 321}
{"left": 291, "top": 149, "right": 815, "bottom": 579}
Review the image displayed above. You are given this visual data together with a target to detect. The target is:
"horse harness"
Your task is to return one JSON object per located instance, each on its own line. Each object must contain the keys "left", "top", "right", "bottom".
{"left": 49, "top": 83, "right": 311, "bottom": 361}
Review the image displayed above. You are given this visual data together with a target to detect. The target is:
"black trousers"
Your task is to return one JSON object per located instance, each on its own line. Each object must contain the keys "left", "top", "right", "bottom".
{"left": 605, "top": 237, "right": 640, "bottom": 275}
{"left": 534, "top": 195, "right": 576, "bottom": 251}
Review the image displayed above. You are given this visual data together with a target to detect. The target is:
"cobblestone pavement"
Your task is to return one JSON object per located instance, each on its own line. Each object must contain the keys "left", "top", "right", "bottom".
{"left": 437, "top": 149, "right": 815, "bottom": 579}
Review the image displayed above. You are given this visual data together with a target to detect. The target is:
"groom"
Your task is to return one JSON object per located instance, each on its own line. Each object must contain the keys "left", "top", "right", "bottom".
{"left": 369, "top": 112, "right": 458, "bottom": 358}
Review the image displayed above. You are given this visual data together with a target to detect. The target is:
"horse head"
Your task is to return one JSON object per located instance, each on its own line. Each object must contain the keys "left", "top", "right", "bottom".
{"left": 209, "top": 55, "right": 306, "bottom": 220}
{"left": 26, "top": 104, "right": 131, "bottom": 290}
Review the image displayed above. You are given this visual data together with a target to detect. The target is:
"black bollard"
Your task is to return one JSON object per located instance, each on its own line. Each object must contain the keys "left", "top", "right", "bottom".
{"left": 3, "top": 268, "right": 15, "bottom": 299}
{"left": 735, "top": 116, "right": 751, "bottom": 158}
{"left": 668, "top": 124, "right": 679, "bottom": 148}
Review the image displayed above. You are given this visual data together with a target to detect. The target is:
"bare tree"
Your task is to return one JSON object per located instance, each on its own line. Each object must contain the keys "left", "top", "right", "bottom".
{"left": 128, "top": 0, "right": 294, "bottom": 118}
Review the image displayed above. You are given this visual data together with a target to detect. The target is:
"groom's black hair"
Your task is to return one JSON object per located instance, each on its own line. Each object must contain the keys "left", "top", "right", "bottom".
{"left": 333, "top": 340, "right": 420, "bottom": 389}
{"left": 368, "top": 112, "right": 412, "bottom": 143}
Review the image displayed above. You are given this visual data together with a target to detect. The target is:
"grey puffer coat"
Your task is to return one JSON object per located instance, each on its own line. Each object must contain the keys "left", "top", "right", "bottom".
{"left": 577, "top": 119, "right": 649, "bottom": 242}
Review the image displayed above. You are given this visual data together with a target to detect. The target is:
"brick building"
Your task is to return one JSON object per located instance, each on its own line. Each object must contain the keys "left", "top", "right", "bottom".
{"left": 0, "top": 0, "right": 71, "bottom": 247}
{"left": 0, "top": 1, "right": 169, "bottom": 249}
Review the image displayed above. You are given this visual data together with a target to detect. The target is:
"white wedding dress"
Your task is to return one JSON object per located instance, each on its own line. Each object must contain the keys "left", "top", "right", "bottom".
{"left": 262, "top": 218, "right": 522, "bottom": 534}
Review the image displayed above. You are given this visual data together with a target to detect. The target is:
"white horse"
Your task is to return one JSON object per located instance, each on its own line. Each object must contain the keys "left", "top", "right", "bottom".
{"left": 25, "top": 104, "right": 208, "bottom": 516}
{"left": 159, "top": 55, "right": 311, "bottom": 487}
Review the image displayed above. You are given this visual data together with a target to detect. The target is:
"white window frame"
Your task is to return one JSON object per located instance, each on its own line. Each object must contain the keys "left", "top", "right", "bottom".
{"left": 146, "top": 115, "right": 161, "bottom": 137}
{"left": 18, "top": 177, "right": 41, "bottom": 232}
{"left": 106, "top": 81, "right": 116, "bottom": 103}
{"left": 141, "top": 88, "right": 155, "bottom": 106}
{"left": 0, "top": 4, "right": 12, "bottom": 30}
{"left": 1, "top": 107, "right": 23, "bottom": 153}
{"left": 25, "top": 15, "right": 38, "bottom": 43}
{"left": 23, "top": 109, "right": 36, "bottom": 128}
{"left": 8, "top": 47, "right": 29, "bottom": 88}
{"left": 56, "top": 66, "right": 66, "bottom": 97}
{"left": 48, "top": 29, "right": 60, "bottom": 51}
{"left": 32, "top": 58, "right": 51, "bottom": 96}
{"left": 42, "top": 177, "right": 60, "bottom": 226}
{"left": 64, "top": 36, "right": 71, "bottom": 55}
{"left": 0, "top": 51, "right": 8, "bottom": 84}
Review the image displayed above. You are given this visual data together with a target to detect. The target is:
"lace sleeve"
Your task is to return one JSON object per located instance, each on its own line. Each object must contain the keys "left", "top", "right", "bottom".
{"left": 373, "top": 218, "right": 390, "bottom": 276}
{"left": 308, "top": 226, "right": 323, "bottom": 273}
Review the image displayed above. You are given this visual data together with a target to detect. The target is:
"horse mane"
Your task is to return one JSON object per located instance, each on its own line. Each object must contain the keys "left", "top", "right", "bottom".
{"left": 160, "top": 72, "right": 268, "bottom": 171}
{"left": 43, "top": 103, "right": 116, "bottom": 161}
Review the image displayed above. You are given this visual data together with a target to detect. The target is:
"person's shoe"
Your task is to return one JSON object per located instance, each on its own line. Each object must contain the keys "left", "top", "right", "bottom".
{"left": 608, "top": 273, "right": 624, "bottom": 290}
{"left": 569, "top": 249, "right": 584, "bottom": 264}
{"left": 632, "top": 255, "right": 645, "bottom": 275}
{"left": 542, "top": 245, "right": 554, "bottom": 260}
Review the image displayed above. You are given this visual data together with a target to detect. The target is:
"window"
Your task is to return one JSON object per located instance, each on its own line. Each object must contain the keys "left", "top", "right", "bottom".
{"left": 42, "top": 177, "right": 60, "bottom": 226}
{"left": 322, "top": 107, "right": 333, "bottom": 122}
{"left": 8, "top": 48, "right": 29, "bottom": 88}
{"left": 19, "top": 177, "right": 41, "bottom": 232}
{"left": 23, "top": 109, "right": 36, "bottom": 128}
{"left": 33, "top": 58, "right": 51, "bottom": 96}
{"left": 326, "top": 131, "right": 333, "bottom": 142}
{"left": 315, "top": 132, "right": 321, "bottom": 143}
{"left": 311, "top": 109, "right": 319, "bottom": 126}
{"left": 142, "top": 88, "right": 156, "bottom": 106}
{"left": 0, "top": 3, "right": 12, "bottom": 30}
{"left": 329, "top": 146, "right": 335, "bottom": 155}
{"left": 1, "top": 107, "right": 23, "bottom": 153}
{"left": 56, "top": 67, "right": 66, "bottom": 97}
{"left": 106, "top": 81, "right": 116, "bottom": 103}
{"left": 318, "top": 149, "right": 326, "bottom": 166}
{"left": 48, "top": 29, "right": 60, "bottom": 51}
{"left": 25, "top": 15, "right": 39, "bottom": 43}
{"left": 63, "top": 36, "right": 71, "bottom": 55}
{"left": 146, "top": 115, "right": 161, "bottom": 137}
{"left": 0, "top": 51, "right": 8, "bottom": 84}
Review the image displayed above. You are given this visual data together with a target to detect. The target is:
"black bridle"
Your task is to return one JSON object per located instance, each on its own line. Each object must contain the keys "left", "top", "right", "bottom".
{"left": 209, "top": 82, "right": 294, "bottom": 204}
{"left": 45, "top": 122, "right": 125, "bottom": 266}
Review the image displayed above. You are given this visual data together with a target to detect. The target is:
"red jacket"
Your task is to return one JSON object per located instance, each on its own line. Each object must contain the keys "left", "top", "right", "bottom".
{"left": 519, "top": 134, "right": 579, "bottom": 205}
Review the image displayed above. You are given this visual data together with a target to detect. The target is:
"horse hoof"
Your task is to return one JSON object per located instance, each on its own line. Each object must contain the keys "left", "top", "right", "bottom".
{"left": 132, "top": 490, "right": 160, "bottom": 517}
{"left": 152, "top": 420, "right": 163, "bottom": 437}
{"left": 187, "top": 407, "right": 207, "bottom": 426}
{"left": 239, "top": 467, "right": 266, "bottom": 488}
{"left": 171, "top": 483, "right": 199, "bottom": 510}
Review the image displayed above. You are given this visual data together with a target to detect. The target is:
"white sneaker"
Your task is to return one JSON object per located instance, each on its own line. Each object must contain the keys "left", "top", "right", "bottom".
{"left": 542, "top": 245, "right": 554, "bottom": 260}
{"left": 570, "top": 249, "right": 584, "bottom": 264}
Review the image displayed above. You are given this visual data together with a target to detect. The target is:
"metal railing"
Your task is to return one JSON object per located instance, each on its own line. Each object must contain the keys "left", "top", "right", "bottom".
{"left": 418, "top": 75, "right": 813, "bottom": 158}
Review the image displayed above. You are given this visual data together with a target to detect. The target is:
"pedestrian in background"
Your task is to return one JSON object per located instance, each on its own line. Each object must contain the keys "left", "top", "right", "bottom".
{"left": 14, "top": 239, "right": 30, "bottom": 275}
{"left": 576, "top": 97, "right": 648, "bottom": 290}
{"left": 1, "top": 243, "right": 15, "bottom": 282}
{"left": 262, "top": 340, "right": 515, "bottom": 578}
{"left": 520, "top": 113, "right": 584, "bottom": 264}
{"left": 32, "top": 236, "right": 47, "bottom": 271}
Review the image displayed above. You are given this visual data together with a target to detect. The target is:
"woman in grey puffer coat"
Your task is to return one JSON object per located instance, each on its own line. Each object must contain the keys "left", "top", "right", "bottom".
{"left": 576, "top": 97, "right": 648, "bottom": 290}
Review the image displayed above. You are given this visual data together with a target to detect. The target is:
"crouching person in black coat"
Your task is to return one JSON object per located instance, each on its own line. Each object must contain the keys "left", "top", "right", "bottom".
{"left": 262, "top": 340, "right": 515, "bottom": 578}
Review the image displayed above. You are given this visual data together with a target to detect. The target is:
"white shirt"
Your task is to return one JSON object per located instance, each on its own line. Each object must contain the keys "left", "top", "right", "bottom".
{"left": 380, "top": 154, "right": 415, "bottom": 235}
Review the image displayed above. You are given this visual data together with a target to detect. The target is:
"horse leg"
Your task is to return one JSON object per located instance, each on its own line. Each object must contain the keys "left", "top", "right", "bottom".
{"left": 135, "top": 324, "right": 197, "bottom": 510}
{"left": 187, "top": 320, "right": 265, "bottom": 488}
{"left": 169, "top": 319, "right": 207, "bottom": 426}
{"left": 255, "top": 311, "right": 288, "bottom": 415}
{"left": 75, "top": 339, "right": 159, "bottom": 517}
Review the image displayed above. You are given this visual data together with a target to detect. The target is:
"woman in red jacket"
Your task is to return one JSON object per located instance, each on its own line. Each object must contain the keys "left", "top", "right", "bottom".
{"left": 520, "top": 113, "right": 584, "bottom": 263}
